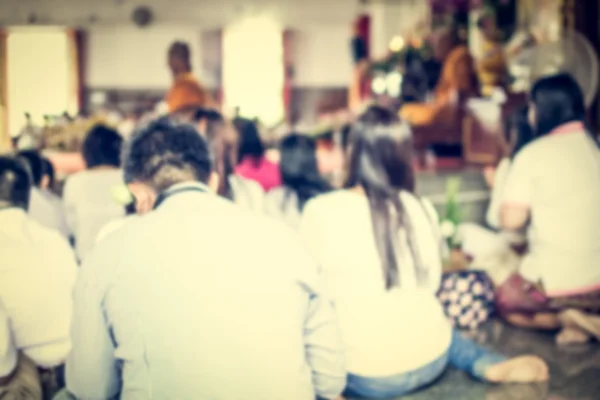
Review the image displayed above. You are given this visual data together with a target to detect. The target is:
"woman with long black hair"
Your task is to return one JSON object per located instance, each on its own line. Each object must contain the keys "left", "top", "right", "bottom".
{"left": 265, "top": 134, "right": 331, "bottom": 229}
{"left": 300, "top": 105, "right": 547, "bottom": 399}
{"left": 498, "top": 73, "right": 600, "bottom": 344}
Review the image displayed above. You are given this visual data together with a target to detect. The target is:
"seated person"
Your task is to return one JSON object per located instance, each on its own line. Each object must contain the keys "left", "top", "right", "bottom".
{"left": 265, "top": 134, "right": 332, "bottom": 230}
{"left": 400, "top": 27, "right": 479, "bottom": 126}
{"left": 65, "top": 118, "right": 346, "bottom": 400}
{"left": 0, "top": 156, "right": 77, "bottom": 399}
{"left": 233, "top": 118, "right": 282, "bottom": 192}
{"left": 62, "top": 125, "right": 125, "bottom": 261}
{"left": 299, "top": 106, "right": 547, "bottom": 399}
{"left": 18, "top": 150, "right": 69, "bottom": 239}
{"left": 476, "top": 14, "right": 509, "bottom": 97}
{"left": 166, "top": 41, "right": 216, "bottom": 113}
{"left": 498, "top": 74, "right": 600, "bottom": 344}
{"left": 458, "top": 107, "right": 534, "bottom": 285}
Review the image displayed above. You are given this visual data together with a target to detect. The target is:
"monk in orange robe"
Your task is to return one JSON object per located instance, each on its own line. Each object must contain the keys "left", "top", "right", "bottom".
{"left": 400, "top": 29, "right": 479, "bottom": 126}
{"left": 166, "top": 41, "right": 216, "bottom": 113}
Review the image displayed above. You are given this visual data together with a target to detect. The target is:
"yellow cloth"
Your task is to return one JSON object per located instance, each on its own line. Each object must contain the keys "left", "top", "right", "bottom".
{"left": 400, "top": 46, "right": 478, "bottom": 126}
{"left": 478, "top": 40, "right": 508, "bottom": 97}
{"left": 166, "top": 73, "right": 214, "bottom": 113}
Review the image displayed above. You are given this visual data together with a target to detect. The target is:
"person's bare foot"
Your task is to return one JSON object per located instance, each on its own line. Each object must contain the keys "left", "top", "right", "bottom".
{"left": 558, "top": 309, "right": 600, "bottom": 341}
{"left": 555, "top": 326, "right": 590, "bottom": 345}
{"left": 484, "top": 355, "right": 549, "bottom": 383}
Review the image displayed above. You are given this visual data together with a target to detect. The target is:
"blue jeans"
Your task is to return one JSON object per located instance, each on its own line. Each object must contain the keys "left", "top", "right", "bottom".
{"left": 344, "top": 330, "right": 507, "bottom": 399}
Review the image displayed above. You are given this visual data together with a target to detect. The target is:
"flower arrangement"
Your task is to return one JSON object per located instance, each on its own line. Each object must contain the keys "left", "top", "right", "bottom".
{"left": 440, "top": 177, "right": 463, "bottom": 250}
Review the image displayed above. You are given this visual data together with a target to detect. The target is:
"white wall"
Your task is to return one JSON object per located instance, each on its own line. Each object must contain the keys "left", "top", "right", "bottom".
{"left": 291, "top": 24, "right": 353, "bottom": 87}
{"left": 86, "top": 26, "right": 202, "bottom": 89}
{"left": 1, "top": 0, "right": 358, "bottom": 89}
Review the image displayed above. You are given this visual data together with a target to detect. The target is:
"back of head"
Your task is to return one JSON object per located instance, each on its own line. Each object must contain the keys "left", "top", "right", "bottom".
{"left": 279, "top": 134, "right": 331, "bottom": 210}
{"left": 0, "top": 156, "right": 31, "bottom": 210}
{"left": 123, "top": 117, "right": 212, "bottom": 193}
{"left": 17, "top": 150, "right": 44, "bottom": 187}
{"left": 233, "top": 118, "right": 265, "bottom": 164}
{"left": 346, "top": 105, "right": 424, "bottom": 290}
{"left": 82, "top": 125, "right": 123, "bottom": 169}
{"left": 530, "top": 73, "right": 586, "bottom": 136}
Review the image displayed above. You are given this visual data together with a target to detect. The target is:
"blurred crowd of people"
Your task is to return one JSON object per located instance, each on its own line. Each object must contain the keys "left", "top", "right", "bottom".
{"left": 1, "top": 39, "right": 600, "bottom": 399}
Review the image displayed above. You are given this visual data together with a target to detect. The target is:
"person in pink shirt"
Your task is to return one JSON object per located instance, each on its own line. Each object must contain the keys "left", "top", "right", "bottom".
{"left": 233, "top": 118, "right": 282, "bottom": 191}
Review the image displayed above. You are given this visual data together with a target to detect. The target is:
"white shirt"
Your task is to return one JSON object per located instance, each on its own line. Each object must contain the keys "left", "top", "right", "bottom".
{"left": 62, "top": 169, "right": 126, "bottom": 261}
{"left": 0, "top": 208, "right": 77, "bottom": 369}
{"left": 300, "top": 190, "right": 452, "bottom": 377}
{"left": 67, "top": 183, "right": 346, "bottom": 400}
{"left": 28, "top": 188, "right": 69, "bottom": 239}
{"left": 264, "top": 187, "right": 302, "bottom": 230}
{"left": 502, "top": 123, "right": 600, "bottom": 296}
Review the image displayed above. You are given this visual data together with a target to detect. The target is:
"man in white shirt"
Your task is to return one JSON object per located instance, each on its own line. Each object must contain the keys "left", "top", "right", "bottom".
{"left": 0, "top": 156, "right": 78, "bottom": 398}
{"left": 18, "top": 150, "right": 70, "bottom": 239}
{"left": 66, "top": 118, "right": 346, "bottom": 400}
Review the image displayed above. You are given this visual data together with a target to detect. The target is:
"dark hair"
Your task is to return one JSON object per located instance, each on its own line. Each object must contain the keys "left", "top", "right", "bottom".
{"left": 123, "top": 117, "right": 212, "bottom": 193}
{"left": 17, "top": 150, "right": 44, "bottom": 187}
{"left": 193, "top": 109, "right": 236, "bottom": 199}
{"left": 279, "top": 134, "right": 331, "bottom": 210}
{"left": 530, "top": 73, "right": 586, "bottom": 136}
{"left": 41, "top": 158, "right": 55, "bottom": 188}
{"left": 504, "top": 106, "right": 535, "bottom": 159}
{"left": 345, "top": 105, "right": 425, "bottom": 290}
{"left": 233, "top": 118, "right": 265, "bottom": 165}
{"left": 0, "top": 156, "right": 32, "bottom": 210}
{"left": 82, "top": 125, "right": 123, "bottom": 169}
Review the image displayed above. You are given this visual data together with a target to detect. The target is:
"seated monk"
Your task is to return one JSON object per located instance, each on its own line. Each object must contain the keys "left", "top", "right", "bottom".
{"left": 400, "top": 28, "right": 479, "bottom": 126}
{"left": 476, "top": 15, "right": 509, "bottom": 97}
{"left": 166, "top": 41, "right": 216, "bottom": 113}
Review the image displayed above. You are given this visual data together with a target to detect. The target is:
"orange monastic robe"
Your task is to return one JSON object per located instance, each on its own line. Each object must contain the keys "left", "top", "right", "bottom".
{"left": 166, "top": 72, "right": 215, "bottom": 113}
{"left": 400, "top": 46, "right": 479, "bottom": 126}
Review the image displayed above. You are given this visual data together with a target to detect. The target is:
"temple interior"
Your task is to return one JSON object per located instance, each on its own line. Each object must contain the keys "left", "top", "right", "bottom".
{"left": 1, "top": 0, "right": 600, "bottom": 399}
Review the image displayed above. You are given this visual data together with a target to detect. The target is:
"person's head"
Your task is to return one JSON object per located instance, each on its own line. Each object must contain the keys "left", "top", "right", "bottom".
{"left": 505, "top": 106, "right": 535, "bottom": 159}
{"left": 477, "top": 14, "right": 497, "bottom": 41}
{"left": 123, "top": 117, "right": 218, "bottom": 195}
{"left": 82, "top": 124, "right": 123, "bottom": 169}
{"left": 432, "top": 26, "right": 459, "bottom": 60}
{"left": 193, "top": 109, "right": 238, "bottom": 199}
{"left": 0, "top": 156, "right": 31, "bottom": 211}
{"left": 233, "top": 118, "right": 265, "bottom": 165}
{"left": 168, "top": 41, "right": 191, "bottom": 75}
{"left": 345, "top": 105, "right": 424, "bottom": 290}
{"left": 41, "top": 158, "right": 55, "bottom": 190}
{"left": 17, "top": 150, "right": 44, "bottom": 188}
{"left": 279, "top": 134, "right": 331, "bottom": 210}
{"left": 529, "top": 73, "right": 586, "bottom": 136}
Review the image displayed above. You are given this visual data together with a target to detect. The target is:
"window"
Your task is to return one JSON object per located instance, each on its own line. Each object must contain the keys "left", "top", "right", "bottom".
{"left": 7, "top": 28, "right": 78, "bottom": 137}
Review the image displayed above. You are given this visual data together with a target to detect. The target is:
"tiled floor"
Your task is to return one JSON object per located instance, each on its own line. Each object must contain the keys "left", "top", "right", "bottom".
{"left": 353, "top": 320, "right": 600, "bottom": 400}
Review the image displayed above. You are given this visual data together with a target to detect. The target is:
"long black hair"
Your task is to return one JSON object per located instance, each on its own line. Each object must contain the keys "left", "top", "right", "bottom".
{"left": 233, "top": 118, "right": 265, "bottom": 166}
{"left": 530, "top": 73, "right": 587, "bottom": 137}
{"left": 345, "top": 105, "right": 426, "bottom": 289}
{"left": 279, "top": 134, "right": 331, "bottom": 210}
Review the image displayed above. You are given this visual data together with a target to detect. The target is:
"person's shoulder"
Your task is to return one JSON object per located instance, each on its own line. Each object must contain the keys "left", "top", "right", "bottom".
{"left": 21, "top": 216, "right": 74, "bottom": 259}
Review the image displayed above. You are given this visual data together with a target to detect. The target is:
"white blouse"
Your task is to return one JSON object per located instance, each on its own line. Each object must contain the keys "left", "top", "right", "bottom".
{"left": 300, "top": 190, "right": 452, "bottom": 377}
